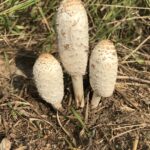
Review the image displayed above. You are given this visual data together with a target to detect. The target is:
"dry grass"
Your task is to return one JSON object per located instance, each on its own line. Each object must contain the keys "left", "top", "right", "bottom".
{"left": 0, "top": 0, "right": 150, "bottom": 149}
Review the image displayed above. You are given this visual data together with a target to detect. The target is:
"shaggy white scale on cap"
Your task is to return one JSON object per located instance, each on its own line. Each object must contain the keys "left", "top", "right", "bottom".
{"left": 33, "top": 53, "right": 64, "bottom": 110}
{"left": 56, "top": 0, "right": 89, "bottom": 108}
{"left": 90, "top": 40, "right": 118, "bottom": 108}
{"left": 56, "top": 0, "right": 89, "bottom": 76}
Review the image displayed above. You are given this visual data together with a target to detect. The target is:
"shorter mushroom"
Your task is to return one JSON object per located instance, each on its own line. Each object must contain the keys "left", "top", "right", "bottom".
{"left": 90, "top": 40, "right": 118, "bottom": 108}
{"left": 33, "top": 53, "right": 64, "bottom": 111}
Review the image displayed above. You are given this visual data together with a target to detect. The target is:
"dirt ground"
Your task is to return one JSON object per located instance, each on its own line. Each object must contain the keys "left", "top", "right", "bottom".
{"left": 0, "top": 44, "right": 150, "bottom": 150}
{"left": 0, "top": 0, "right": 150, "bottom": 150}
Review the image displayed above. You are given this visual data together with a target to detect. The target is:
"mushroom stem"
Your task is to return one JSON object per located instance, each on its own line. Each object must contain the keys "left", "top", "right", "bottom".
{"left": 55, "top": 103, "right": 64, "bottom": 112}
{"left": 91, "top": 93, "right": 101, "bottom": 109}
{"left": 71, "top": 75, "right": 84, "bottom": 108}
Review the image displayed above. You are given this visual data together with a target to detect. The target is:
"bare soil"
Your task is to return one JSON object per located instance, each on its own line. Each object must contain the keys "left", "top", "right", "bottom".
{"left": 0, "top": 47, "right": 150, "bottom": 150}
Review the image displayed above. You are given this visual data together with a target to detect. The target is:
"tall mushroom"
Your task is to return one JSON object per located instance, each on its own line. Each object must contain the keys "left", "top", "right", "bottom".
{"left": 33, "top": 53, "right": 64, "bottom": 111}
{"left": 56, "top": 0, "right": 89, "bottom": 108}
{"left": 90, "top": 40, "right": 118, "bottom": 108}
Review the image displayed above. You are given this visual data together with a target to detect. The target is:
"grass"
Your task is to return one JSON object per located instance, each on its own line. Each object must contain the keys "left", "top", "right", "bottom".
{"left": 0, "top": 0, "right": 150, "bottom": 149}
{"left": 0, "top": 0, "right": 149, "bottom": 47}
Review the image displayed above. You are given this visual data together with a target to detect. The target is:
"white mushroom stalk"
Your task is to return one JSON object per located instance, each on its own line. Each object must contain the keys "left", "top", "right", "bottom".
{"left": 90, "top": 40, "right": 118, "bottom": 109}
{"left": 56, "top": 0, "right": 89, "bottom": 108}
{"left": 33, "top": 53, "right": 64, "bottom": 111}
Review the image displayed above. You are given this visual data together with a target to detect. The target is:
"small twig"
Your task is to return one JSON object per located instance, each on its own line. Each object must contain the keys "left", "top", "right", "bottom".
{"left": 56, "top": 112, "right": 71, "bottom": 138}
{"left": 92, "top": 123, "right": 148, "bottom": 129}
{"left": 116, "top": 89, "right": 140, "bottom": 111}
{"left": 68, "top": 95, "right": 72, "bottom": 106}
{"left": 26, "top": 36, "right": 32, "bottom": 48}
{"left": 85, "top": 92, "right": 90, "bottom": 124}
{"left": 132, "top": 135, "right": 139, "bottom": 150}
{"left": 107, "top": 16, "right": 150, "bottom": 25}
{"left": 79, "top": 93, "right": 90, "bottom": 138}
{"left": 122, "top": 35, "right": 150, "bottom": 61}
{"left": 0, "top": 101, "right": 31, "bottom": 106}
{"left": 90, "top": 4, "right": 150, "bottom": 10}
{"left": 29, "top": 118, "right": 54, "bottom": 129}
{"left": 0, "top": 0, "right": 9, "bottom": 6}
{"left": 15, "top": 146, "right": 27, "bottom": 150}
{"left": 116, "top": 82, "right": 149, "bottom": 88}
{"left": 110, "top": 126, "right": 145, "bottom": 141}
{"left": 117, "top": 76, "right": 150, "bottom": 84}
{"left": 113, "top": 123, "right": 146, "bottom": 131}
{"left": 56, "top": 111, "right": 76, "bottom": 146}
{"left": 113, "top": 123, "right": 147, "bottom": 130}
{"left": 37, "top": 6, "right": 51, "bottom": 33}
{"left": 121, "top": 60, "right": 150, "bottom": 65}
{"left": 137, "top": 51, "right": 150, "bottom": 59}
{"left": 0, "top": 34, "right": 12, "bottom": 49}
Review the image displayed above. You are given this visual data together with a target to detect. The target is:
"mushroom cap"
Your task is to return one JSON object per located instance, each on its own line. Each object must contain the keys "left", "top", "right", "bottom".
{"left": 90, "top": 40, "right": 118, "bottom": 97}
{"left": 33, "top": 53, "right": 64, "bottom": 110}
{"left": 56, "top": 0, "right": 89, "bottom": 76}
{"left": 0, "top": 138, "right": 11, "bottom": 150}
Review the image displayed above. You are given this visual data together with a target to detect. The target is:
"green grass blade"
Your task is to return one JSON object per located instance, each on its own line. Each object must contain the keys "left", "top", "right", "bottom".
{"left": 0, "top": 0, "right": 40, "bottom": 15}
{"left": 70, "top": 107, "right": 86, "bottom": 129}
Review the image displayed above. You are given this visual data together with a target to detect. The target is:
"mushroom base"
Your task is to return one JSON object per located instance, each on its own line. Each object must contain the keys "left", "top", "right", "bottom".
{"left": 71, "top": 75, "right": 84, "bottom": 108}
{"left": 91, "top": 92, "right": 101, "bottom": 109}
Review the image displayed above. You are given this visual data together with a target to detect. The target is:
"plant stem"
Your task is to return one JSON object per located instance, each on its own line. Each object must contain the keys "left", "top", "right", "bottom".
{"left": 71, "top": 75, "right": 84, "bottom": 108}
{"left": 91, "top": 92, "right": 101, "bottom": 109}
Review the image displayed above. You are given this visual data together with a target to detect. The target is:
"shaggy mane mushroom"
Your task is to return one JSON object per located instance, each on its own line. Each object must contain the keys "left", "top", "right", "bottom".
{"left": 33, "top": 53, "right": 64, "bottom": 111}
{"left": 90, "top": 40, "right": 118, "bottom": 108}
{"left": 56, "top": 0, "right": 89, "bottom": 108}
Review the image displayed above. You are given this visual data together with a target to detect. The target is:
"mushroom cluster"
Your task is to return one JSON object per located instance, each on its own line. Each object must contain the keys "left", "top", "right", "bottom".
{"left": 33, "top": 0, "right": 118, "bottom": 110}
